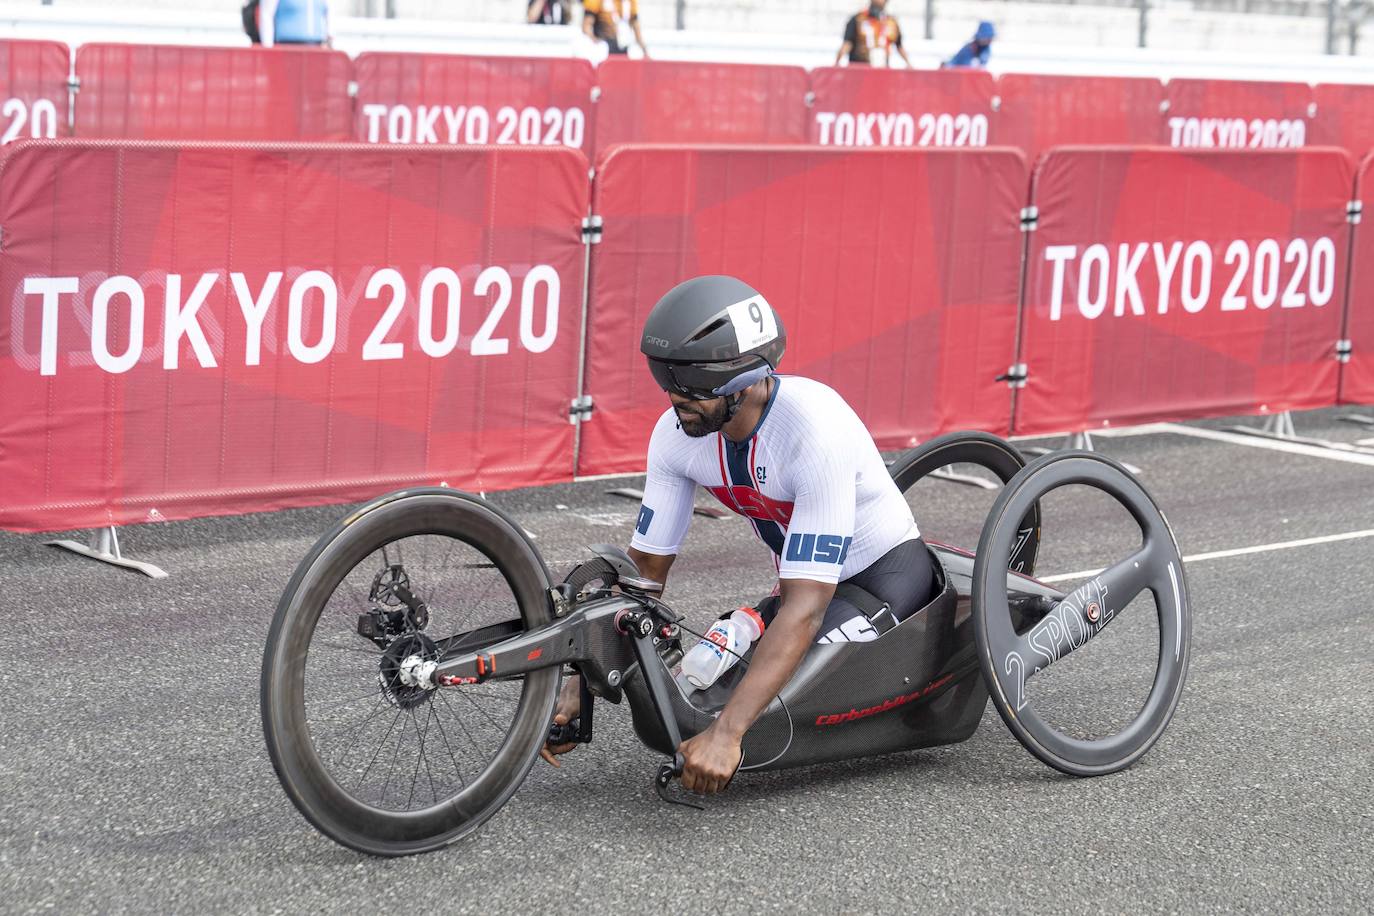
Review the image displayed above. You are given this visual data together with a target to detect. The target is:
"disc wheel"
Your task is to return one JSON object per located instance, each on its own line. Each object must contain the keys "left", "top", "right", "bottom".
{"left": 261, "top": 488, "right": 558, "bottom": 856}
{"left": 972, "top": 451, "right": 1192, "bottom": 776}
{"left": 888, "top": 430, "right": 1041, "bottom": 575}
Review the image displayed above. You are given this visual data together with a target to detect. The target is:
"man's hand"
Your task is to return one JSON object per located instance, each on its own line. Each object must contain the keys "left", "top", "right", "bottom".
{"left": 539, "top": 675, "right": 583, "bottom": 768}
{"left": 678, "top": 724, "right": 743, "bottom": 795}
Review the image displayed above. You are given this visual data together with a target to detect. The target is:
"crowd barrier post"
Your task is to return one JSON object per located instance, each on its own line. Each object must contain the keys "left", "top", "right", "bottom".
{"left": 46, "top": 526, "right": 168, "bottom": 578}
{"left": 1338, "top": 151, "right": 1374, "bottom": 424}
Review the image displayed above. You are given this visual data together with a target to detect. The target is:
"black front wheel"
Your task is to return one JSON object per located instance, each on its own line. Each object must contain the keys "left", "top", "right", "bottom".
{"left": 260, "top": 488, "right": 558, "bottom": 856}
{"left": 972, "top": 452, "right": 1191, "bottom": 776}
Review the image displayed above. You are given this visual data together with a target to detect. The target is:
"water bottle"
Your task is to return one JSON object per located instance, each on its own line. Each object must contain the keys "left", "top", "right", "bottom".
{"left": 680, "top": 607, "right": 764, "bottom": 690}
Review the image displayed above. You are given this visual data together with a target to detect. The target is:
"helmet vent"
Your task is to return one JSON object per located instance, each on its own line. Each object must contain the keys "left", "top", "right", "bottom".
{"left": 686, "top": 317, "right": 729, "bottom": 344}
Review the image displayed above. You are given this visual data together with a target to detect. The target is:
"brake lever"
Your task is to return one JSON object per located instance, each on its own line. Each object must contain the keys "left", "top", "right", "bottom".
{"left": 654, "top": 752, "right": 704, "bottom": 810}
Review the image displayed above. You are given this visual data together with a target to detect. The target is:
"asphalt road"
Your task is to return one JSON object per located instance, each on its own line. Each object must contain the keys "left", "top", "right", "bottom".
{"left": 1, "top": 408, "right": 1371, "bottom": 914}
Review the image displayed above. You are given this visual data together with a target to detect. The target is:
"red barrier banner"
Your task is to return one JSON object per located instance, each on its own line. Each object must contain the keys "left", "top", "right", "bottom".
{"left": 73, "top": 44, "right": 352, "bottom": 141}
{"left": 593, "top": 59, "right": 808, "bottom": 153}
{"left": 0, "top": 141, "right": 587, "bottom": 532}
{"left": 1016, "top": 148, "right": 1352, "bottom": 436}
{"left": 1163, "top": 79, "right": 1312, "bottom": 149}
{"left": 807, "top": 67, "right": 995, "bottom": 148}
{"left": 0, "top": 39, "right": 69, "bottom": 146}
{"left": 993, "top": 74, "right": 1163, "bottom": 163}
{"left": 1310, "top": 84, "right": 1374, "bottom": 156}
{"left": 353, "top": 53, "right": 595, "bottom": 155}
{"left": 1342, "top": 153, "right": 1374, "bottom": 404}
{"left": 579, "top": 146, "right": 1025, "bottom": 477}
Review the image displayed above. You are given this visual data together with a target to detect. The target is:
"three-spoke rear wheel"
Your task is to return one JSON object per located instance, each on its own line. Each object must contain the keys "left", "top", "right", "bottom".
{"left": 260, "top": 489, "right": 558, "bottom": 856}
{"left": 972, "top": 452, "right": 1192, "bottom": 776}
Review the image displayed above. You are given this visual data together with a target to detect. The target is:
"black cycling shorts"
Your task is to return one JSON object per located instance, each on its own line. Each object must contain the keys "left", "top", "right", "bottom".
{"left": 751, "top": 537, "right": 935, "bottom": 643}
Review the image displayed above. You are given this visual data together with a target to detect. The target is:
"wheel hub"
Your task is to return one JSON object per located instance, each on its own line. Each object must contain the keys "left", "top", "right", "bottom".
{"left": 378, "top": 632, "right": 440, "bottom": 708}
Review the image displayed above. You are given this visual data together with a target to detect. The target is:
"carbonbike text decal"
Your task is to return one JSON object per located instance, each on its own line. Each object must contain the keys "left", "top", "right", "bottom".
{"left": 359, "top": 103, "right": 586, "bottom": 148}
{"left": 813, "top": 111, "right": 988, "bottom": 147}
{"left": 14, "top": 265, "right": 562, "bottom": 376}
{"left": 1, "top": 97, "right": 60, "bottom": 145}
{"left": 1167, "top": 116, "right": 1305, "bottom": 149}
{"left": 814, "top": 673, "right": 955, "bottom": 726}
{"left": 1003, "top": 577, "right": 1113, "bottom": 712}
{"left": 1040, "top": 237, "right": 1337, "bottom": 321}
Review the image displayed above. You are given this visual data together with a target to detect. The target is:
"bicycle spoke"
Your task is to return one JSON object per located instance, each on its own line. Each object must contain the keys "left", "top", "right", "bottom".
{"left": 429, "top": 703, "right": 468, "bottom": 789}
{"left": 329, "top": 695, "right": 392, "bottom": 773}
{"left": 357, "top": 707, "right": 405, "bottom": 792}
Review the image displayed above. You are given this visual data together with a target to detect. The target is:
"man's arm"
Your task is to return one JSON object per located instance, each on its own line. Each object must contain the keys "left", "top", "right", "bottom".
{"left": 627, "top": 547, "right": 674, "bottom": 589}
{"left": 836, "top": 15, "right": 858, "bottom": 65}
{"left": 678, "top": 576, "right": 834, "bottom": 794}
{"left": 259, "top": 0, "right": 277, "bottom": 47}
{"left": 894, "top": 23, "right": 912, "bottom": 67}
{"left": 582, "top": 1, "right": 597, "bottom": 39}
{"left": 630, "top": 18, "right": 650, "bottom": 57}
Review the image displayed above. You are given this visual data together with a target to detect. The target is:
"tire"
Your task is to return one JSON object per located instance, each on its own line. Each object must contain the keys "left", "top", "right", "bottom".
{"left": 888, "top": 430, "right": 1041, "bottom": 575}
{"left": 261, "top": 488, "right": 558, "bottom": 856}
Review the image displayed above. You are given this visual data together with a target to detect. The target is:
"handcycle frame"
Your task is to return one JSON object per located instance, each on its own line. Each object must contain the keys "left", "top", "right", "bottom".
{"left": 425, "top": 541, "right": 1064, "bottom": 780}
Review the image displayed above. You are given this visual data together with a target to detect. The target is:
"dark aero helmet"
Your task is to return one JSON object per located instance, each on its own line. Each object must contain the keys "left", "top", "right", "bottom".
{"left": 640, "top": 276, "right": 787, "bottom": 404}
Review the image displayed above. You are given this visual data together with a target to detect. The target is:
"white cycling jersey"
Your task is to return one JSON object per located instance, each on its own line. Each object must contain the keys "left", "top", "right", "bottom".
{"left": 629, "top": 375, "right": 920, "bottom": 584}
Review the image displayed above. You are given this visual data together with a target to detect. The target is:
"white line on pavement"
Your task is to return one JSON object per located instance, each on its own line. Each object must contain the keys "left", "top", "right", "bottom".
{"left": 1039, "top": 527, "right": 1374, "bottom": 583}
{"left": 1089, "top": 422, "right": 1374, "bottom": 466}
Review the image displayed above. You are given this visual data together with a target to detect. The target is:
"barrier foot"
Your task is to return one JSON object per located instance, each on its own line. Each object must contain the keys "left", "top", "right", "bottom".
{"left": 929, "top": 466, "right": 997, "bottom": 490}
{"left": 1226, "top": 411, "right": 1374, "bottom": 454}
{"left": 606, "top": 488, "right": 728, "bottom": 519}
{"left": 1338, "top": 413, "right": 1374, "bottom": 429}
{"left": 1023, "top": 431, "right": 1142, "bottom": 474}
{"left": 46, "top": 527, "right": 168, "bottom": 579}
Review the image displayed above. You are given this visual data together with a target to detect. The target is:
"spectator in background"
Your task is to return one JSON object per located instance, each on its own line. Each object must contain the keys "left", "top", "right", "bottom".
{"left": 259, "top": 0, "right": 331, "bottom": 48}
{"left": 528, "top": 0, "right": 572, "bottom": 25}
{"left": 836, "top": 1, "right": 912, "bottom": 67}
{"left": 945, "top": 20, "right": 995, "bottom": 68}
{"left": 584, "top": 0, "right": 650, "bottom": 58}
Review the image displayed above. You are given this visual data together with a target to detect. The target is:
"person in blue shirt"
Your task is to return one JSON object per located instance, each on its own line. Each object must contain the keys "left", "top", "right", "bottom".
{"left": 259, "top": 0, "right": 331, "bottom": 47}
{"left": 945, "top": 20, "right": 995, "bottom": 68}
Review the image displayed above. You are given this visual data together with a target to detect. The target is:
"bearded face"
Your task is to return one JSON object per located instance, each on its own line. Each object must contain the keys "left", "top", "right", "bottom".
{"left": 669, "top": 393, "right": 731, "bottom": 437}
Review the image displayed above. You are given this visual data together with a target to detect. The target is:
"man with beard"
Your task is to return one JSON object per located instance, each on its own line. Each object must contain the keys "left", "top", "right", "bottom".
{"left": 542, "top": 276, "right": 935, "bottom": 795}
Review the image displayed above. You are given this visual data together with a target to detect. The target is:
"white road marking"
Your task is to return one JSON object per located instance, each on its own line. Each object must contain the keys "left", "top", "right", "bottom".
{"left": 1076, "top": 422, "right": 1374, "bottom": 466}
{"left": 1040, "top": 527, "right": 1374, "bottom": 583}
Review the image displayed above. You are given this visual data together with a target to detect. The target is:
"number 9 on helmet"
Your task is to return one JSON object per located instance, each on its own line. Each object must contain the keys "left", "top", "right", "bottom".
{"left": 640, "top": 276, "right": 787, "bottom": 401}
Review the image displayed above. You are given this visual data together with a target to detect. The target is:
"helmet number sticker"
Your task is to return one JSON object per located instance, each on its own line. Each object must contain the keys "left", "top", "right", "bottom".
{"left": 726, "top": 296, "right": 779, "bottom": 352}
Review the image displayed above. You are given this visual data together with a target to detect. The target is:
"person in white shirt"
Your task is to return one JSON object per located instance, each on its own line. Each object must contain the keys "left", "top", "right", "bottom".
{"left": 543, "top": 276, "right": 935, "bottom": 794}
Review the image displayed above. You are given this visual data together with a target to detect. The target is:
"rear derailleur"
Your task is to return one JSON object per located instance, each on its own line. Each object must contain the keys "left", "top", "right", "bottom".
{"left": 356, "top": 564, "right": 430, "bottom": 648}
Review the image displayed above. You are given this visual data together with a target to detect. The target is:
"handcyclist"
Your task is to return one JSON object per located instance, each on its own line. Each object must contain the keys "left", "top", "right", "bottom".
{"left": 541, "top": 276, "right": 935, "bottom": 794}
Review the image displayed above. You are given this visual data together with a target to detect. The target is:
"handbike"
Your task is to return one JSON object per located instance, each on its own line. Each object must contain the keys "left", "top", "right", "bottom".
{"left": 260, "top": 431, "right": 1192, "bottom": 856}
